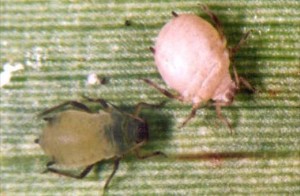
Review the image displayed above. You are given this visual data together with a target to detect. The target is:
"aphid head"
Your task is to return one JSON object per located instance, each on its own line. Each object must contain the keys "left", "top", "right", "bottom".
{"left": 135, "top": 120, "right": 149, "bottom": 143}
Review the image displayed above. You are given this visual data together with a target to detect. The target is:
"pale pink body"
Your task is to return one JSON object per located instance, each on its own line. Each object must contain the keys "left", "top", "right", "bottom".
{"left": 154, "top": 14, "right": 235, "bottom": 105}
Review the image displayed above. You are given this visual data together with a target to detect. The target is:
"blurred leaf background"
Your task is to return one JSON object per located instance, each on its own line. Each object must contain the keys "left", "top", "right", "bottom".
{"left": 0, "top": 0, "right": 299, "bottom": 195}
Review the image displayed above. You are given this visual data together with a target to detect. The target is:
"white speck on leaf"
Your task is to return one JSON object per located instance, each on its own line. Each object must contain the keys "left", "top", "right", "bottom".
{"left": 86, "top": 73, "right": 101, "bottom": 85}
{"left": 0, "top": 71, "right": 12, "bottom": 88}
{"left": 0, "top": 62, "right": 24, "bottom": 88}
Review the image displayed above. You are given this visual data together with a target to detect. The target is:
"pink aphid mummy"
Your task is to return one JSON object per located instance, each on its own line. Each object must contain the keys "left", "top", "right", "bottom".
{"left": 144, "top": 6, "right": 255, "bottom": 130}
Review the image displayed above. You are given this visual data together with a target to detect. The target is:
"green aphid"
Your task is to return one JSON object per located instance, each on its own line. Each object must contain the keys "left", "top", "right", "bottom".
{"left": 35, "top": 97, "right": 165, "bottom": 190}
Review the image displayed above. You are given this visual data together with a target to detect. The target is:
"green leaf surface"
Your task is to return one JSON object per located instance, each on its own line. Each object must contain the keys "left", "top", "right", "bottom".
{"left": 1, "top": 0, "right": 299, "bottom": 195}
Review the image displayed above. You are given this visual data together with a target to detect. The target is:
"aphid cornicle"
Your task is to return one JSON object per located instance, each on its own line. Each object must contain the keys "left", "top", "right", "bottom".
{"left": 144, "top": 5, "right": 255, "bottom": 130}
{"left": 35, "top": 97, "right": 165, "bottom": 190}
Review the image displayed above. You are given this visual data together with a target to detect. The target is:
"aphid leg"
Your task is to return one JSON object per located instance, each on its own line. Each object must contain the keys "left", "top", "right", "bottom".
{"left": 200, "top": 5, "right": 225, "bottom": 41}
{"left": 42, "top": 117, "right": 53, "bottom": 122}
{"left": 232, "top": 64, "right": 240, "bottom": 88}
{"left": 46, "top": 160, "right": 55, "bottom": 167}
{"left": 82, "top": 96, "right": 109, "bottom": 109}
{"left": 104, "top": 158, "right": 121, "bottom": 190}
{"left": 230, "top": 30, "right": 251, "bottom": 58}
{"left": 133, "top": 101, "right": 166, "bottom": 117}
{"left": 44, "top": 163, "right": 95, "bottom": 179}
{"left": 180, "top": 104, "right": 200, "bottom": 127}
{"left": 134, "top": 149, "right": 167, "bottom": 159}
{"left": 142, "top": 78, "right": 183, "bottom": 101}
{"left": 38, "top": 101, "right": 91, "bottom": 117}
{"left": 239, "top": 77, "right": 256, "bottom": 92}
{"left": 149, "top": 46, "right": 155, "bottom": 54}
{"left": 232, "top": 64, "right": 256, "bottom": 92}
{"left": 214, "top": 103, "right": 233, "bottom": 133}
{"left": 230, "top": 30, "right": 253, "bottom": 91}
{"left": 171, "top": 11, "right": 178, "bottom": 17}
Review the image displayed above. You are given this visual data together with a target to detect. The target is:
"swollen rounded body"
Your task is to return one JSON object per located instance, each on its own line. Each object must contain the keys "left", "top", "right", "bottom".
{"left": 154, "top": 14, "right": 234, "bottom": 105}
